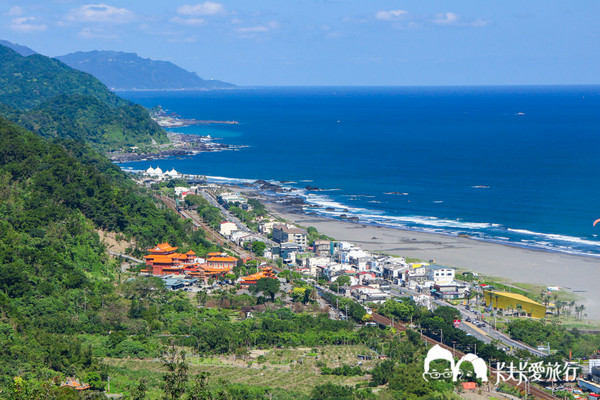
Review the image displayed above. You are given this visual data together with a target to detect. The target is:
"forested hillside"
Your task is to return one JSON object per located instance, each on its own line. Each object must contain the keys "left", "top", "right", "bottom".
{"left": 0, "top": 117, "right": 219, "bottom": 393}
{"left": 0, "top": 45, "right": 167, "bottom": 150}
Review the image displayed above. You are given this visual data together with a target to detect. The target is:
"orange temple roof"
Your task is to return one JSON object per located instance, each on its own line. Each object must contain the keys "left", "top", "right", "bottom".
{"left": 147, "top": 242, "right": 178, "bottom": 253}
{"left": 146, "top": 254, "right": 178, "bottom": 263}
{"left": 208, "top": 256, "right": 238, "bottom": 262}
{"left": 241, "top": 267, "right": 275, "bottom": 282}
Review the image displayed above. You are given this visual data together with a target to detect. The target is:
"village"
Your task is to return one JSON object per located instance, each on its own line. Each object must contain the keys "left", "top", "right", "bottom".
{"left": 135, "top": 166, "right": 553, "bottom": 323}
{"left": 118, "top": 166, "right": 600, "bottom": 399}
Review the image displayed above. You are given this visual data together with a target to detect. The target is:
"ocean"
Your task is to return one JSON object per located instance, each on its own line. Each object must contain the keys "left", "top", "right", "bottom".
{"left": 119, "top": 86, "right": 600, "bottom": 257}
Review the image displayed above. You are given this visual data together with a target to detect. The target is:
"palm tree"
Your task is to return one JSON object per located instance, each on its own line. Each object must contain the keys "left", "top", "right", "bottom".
{"left": 515, "top": 303, "right": 523, "bottom": 317}
{"left": 541, "top": 294, "right": 550, "bottom": 308}
{"left": 569, "top": 300, "right": 576, "bottom": 315}
{"left": 575, "top": 304, "right": 586, "bottom": 319}
{"left": 555, "top": 300, "right": 566, "bottom": 316}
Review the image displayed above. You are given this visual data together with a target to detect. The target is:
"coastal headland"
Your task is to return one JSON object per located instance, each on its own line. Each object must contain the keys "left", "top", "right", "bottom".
{"left": 239, "top": 187, "right": 600, "bottom": 320}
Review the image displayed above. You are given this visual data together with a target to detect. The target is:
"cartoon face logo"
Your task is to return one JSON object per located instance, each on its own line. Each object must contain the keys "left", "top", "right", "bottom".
{"left": 423, "top": 345, "right": 488, "bottom": 382}
{"left": 423, "top": 345, "right": 455, "bottom": 381}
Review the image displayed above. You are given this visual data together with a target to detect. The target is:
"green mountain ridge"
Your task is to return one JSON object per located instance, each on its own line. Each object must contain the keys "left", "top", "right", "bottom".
{"left": 57, "top": 50, "right": 235, "bottom": 91}
{"left": 0, "top": 44, "right": 168, "bottom": 150}
{"left": 0, "top": 116, "right": 217, "bottom": 391}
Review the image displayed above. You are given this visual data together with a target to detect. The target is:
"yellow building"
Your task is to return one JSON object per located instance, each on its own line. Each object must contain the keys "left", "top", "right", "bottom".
{"left": 483, "top": 291, "right": 546, "bottom": 319}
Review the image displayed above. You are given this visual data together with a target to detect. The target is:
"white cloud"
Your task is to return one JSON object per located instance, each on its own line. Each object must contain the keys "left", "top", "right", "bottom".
{"left": 6, "top": 6, "right": 24, "bottom": 17}
{"left": 433, "top": 12, "right": 460, "bottom": 25}
{"left": 177, "top": 2, "right": 225, "bottom": 16}
{"left": 375, "top": 9, "right": 408, "bottom": 21}
{"left": 237, "top": 20, "right": 279, "bottom": 34}
{"left": 10, "top": 17, "right": 47, "bottom": 32}
{"left": 66, "top": 4, "right": 136, "bottom": 24}
{"left": 432, "top": 12, "right": 490, "bottom": 27}
{"left": 237, "top": 25, "right": 269, "bottom": 33}
{"left": 170, "top": 16, "right": 205, "bottom": 25}
{"left": 471, "top": 18, "right": 491, "bottom": 27}
{"left": 78, "top": 27, "right": 118, "bottom": 39}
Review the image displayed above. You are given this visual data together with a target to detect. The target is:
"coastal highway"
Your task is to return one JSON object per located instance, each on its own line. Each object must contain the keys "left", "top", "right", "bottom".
{"left": 199, "top": 189, "right": 250, "bottom": 233}
{"left": 315, "top": 284, "right": 558, "bottom": 400}
{"left": 390, "top": 284, "right": 547, "bottom": 357}
{"left": 199, "top": 189, "right": 277, "bottom": 247}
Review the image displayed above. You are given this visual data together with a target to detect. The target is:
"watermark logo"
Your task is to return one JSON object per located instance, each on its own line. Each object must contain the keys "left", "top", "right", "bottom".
{"left": 423, "top": 345, "right": 488, "bottom": 382}
{"left": 422, "top": 345, "right": 579, "bottom": 384}
{"left": 492, "top": 361, "right": 578, "bottom": 385}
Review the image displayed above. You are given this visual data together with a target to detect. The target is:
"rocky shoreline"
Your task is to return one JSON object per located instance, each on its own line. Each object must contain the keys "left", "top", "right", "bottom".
{"left": 107, "top": 131, "right": 244, "bottom": 163}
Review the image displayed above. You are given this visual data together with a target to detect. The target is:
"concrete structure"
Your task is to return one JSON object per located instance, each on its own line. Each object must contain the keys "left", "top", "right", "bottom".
{"left": 220, "top": 221, "right": 238, "bottom": 237}
{"left": 218, "top": 192, "right": 247, "bottom": 205}
{"left": 258, "top": 221, "right": 277, "bottom": 235}
{"left": 272, "top": 224, "right": 307, "bottom": 247}
{"left": 313, "top": 240, "right": 331, "bottom": 256}
{"left": 350, "top": 285, "right": 388, "bottom": 303}
{"left": 382, "top": 264, "right": 408, "bottom": 281}
{"left": 174, "top": 186, "right": 191, "bottom": 196}
{"left": 483, "top": 290, "right": 546, "bottom": 318}
{"left": 432, "top": 282, "right": 469, "bottom": 300}
{"left": 144, "top": 166, "right": 181, "bottom": 180}
{"left": 425, "top": 264, "right": 455, "bottom": 285}
{"left": 406, "top": 263, "right": 428, "bottom": 283}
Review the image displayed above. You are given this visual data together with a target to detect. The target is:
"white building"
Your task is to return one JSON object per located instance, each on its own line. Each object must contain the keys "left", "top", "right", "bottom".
{"left": 145, "top": 166, "right": 163, "bottom": 177}
{"left": 425, "top": 264, "right": 456, "bottom": 285}
{"left": 174, "top": 187, "right": 191, "bottom": 196}
{"left": 219, "top": 221, "right": 238, "bottom": 237}
{"left": 258, "top": 221, "right": 277, "bottom": 235}
{"left": 219, "top": 192, "right": 247, "bottom": 205}
{"left": 144, "top": 166, "right": 180, "bottom": 180}
{"left": 272, "top": 224, "right": 308, "bottom": 247}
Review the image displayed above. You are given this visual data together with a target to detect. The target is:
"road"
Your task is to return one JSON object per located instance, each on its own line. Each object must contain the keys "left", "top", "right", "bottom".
{"left": 390, "top": 284, "right": 547, "bottom": 357}
{"left": 107, "top": 251, "right": 144, "bottom": 264}
{"left": 199, "top": 190, "right": 250, "bottom": 233}
{"left": 199, "top": 190, "right": 277, "bottom": 247}
{"left": 314, "top": 282, "right": 558, "bottom": 400}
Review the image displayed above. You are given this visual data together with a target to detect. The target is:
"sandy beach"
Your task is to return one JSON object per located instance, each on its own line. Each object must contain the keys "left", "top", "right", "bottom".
{"left": 260, "top": 200, "right": 600, "bottom": 321}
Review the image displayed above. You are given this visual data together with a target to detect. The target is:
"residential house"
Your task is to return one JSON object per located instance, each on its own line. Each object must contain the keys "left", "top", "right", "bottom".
{"left": 313, "top": 240, "right": 331, "bottom": 256}
{"left": 272, "top": 224, "right": 308, "bottom": 247}
{"left": 405, "top": 263, "right": 429, "bottom": 284}
{"left": 425, "top": 264, "right": 456, "bottom": 285}
{"left": 258, "top": 220, "right": 277, "bottom": 235}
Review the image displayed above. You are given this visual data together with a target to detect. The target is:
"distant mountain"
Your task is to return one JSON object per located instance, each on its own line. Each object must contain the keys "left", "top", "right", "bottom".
{"left": 0, "top": 39, "right": 37, "bottom": 56}
{"left": 0, "top": 45, "right": 125, "bottom": 110}
{"left": 56, "top": 50, "right": 235, "bottom": 91}
{"left": 0, "top": 44, "right": 167, "bottom": 150}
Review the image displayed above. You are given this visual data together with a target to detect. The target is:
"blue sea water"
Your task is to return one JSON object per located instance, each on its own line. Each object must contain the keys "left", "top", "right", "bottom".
{"left": 119, "top": 86, "right": 600, "bottom": 257}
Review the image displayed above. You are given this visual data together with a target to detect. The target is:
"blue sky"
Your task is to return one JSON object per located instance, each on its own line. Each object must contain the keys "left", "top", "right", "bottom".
{"left": 2, "top": 1, "right": 599, "bottom": 86}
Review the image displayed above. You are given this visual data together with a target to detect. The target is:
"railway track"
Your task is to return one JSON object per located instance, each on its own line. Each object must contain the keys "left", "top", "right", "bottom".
{"left": 371, "top": 313, "right": 558, "bottom": 400}
{"left": 157, "top": 195, "right": 252, "bottom": 259}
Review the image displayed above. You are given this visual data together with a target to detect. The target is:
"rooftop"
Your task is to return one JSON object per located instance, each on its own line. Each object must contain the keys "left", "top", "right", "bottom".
{"left": 484, "top": 290, "right": 543, "bottom": 306}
